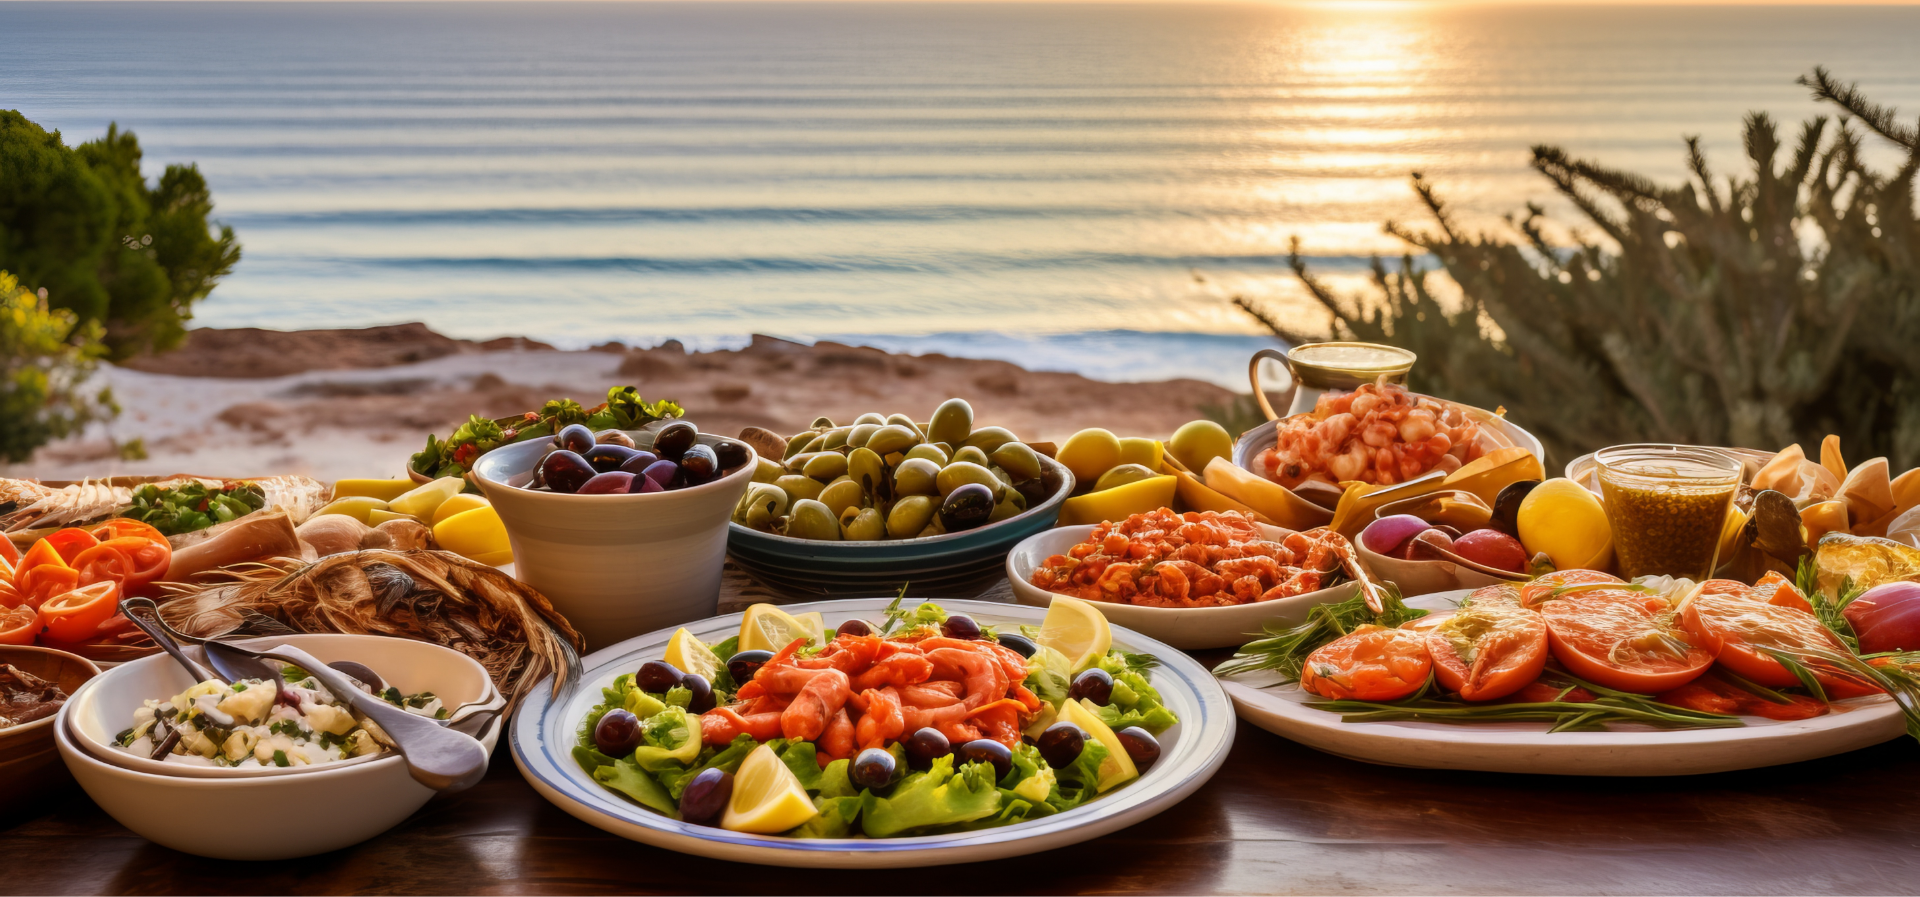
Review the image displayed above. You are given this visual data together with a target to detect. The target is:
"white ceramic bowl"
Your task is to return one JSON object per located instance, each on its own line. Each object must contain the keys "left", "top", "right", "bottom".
{"left": 1004, "top": 523, "right": 1361, "bottom": 649}
{"left": 473, "top": 426, "right": 756, "bottom": 650}
{"left": 65, "top": 633, "right": 500, "bottom": 779}
{"left": 55, "top": 635, "right": 503, "bottom": 861}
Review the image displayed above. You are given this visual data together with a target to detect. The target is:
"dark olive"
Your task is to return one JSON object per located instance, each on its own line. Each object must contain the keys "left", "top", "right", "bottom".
{"left": 1115, "top": 726, "right": 1161, "bottom": 771}
{"left": 834, "top": 618, "right": 874, "bottom": 639}
{"left": 593, "top": 708, "right": 644, "bottom": 756}
{"left": 957, "top": 738, "right": 1013, "bottom": 781}
{"left": 637, "top": 660, "right": 685, "bottom": 694}
{"left": 713, "top": 439, "right": 751, "bottom": 472}
{"left": 557, "top": 423, "right": 597, "bottom": 455}
{"left": 904, "top": 726, "right": 952, "bottom": 770}
{"left": 727, "top": 649, "right": 775, "bottom": 685}
{"left": 938, "top": 483, "right": 995, "bottom": 532}
{"left": 941, "top": 614, "right": 983, "bottom": 641}
{"left": 681, "top": 674, "right": 716, "bottom": 714}
{"left": 680, "top": 444, "right": 719, "bottom": 485}
{"left": 1491, "top": 480, "right": 1541, "bottom": 537}
{"left": 617, "top": 450, "right": 661, "bottom": 476}
{"left": 1014, "top": 478, "right": 1049, "bottom": 507}
{"left": 652, "top": 421, "right": 699, "bottom": 460}
{"left": 539, "top": 450, "right": 595, "bottom": 494}
{"left": 584, "top": 443, "right": 641, "bottom": 473}
{"left": 993, "top": 633, "right": 1038, "bottom": 658}
{"left": 578, "top": 471, "right": 635, "bottom": 494}
{"left": 641, "top": 459, "right": 681, "bottom": 488}
{"left": 1036, "top": 722, "right": 1087, "bottom": 768}
{"left": 849, "top": 747, "right": 896, "bottom": 791}
{"left": 678, "top": 767, "right": 732, "bottom": 826}
{"left": 629, "top": 473, "right": 666, "bottom": 494}
{"left": 1070, "top": 668, "right": 1114, "bottom": 706}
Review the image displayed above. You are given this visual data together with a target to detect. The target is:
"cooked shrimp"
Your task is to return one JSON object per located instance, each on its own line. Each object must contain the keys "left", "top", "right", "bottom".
{"left": 780, "top": 668, "right": 851, "bottom": 741}
{"left": 820, "top": 708, "right": 856, "bottom": 764}
{"left": 700, "top": 708, "right": 784, "bottom": 746}
{"left": 854, "top": 687, "right": 905, "bottom": 751}
{"left": 927, "top": 647, "right": 1008, "bottom": 711}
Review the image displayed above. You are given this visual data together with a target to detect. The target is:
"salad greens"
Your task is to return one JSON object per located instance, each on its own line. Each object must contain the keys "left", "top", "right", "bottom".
{"left": 410, "top": 386, "right": 684, "bottom": 479}
{"left": 121, "top": 481, "right": 267, "bottom": 536}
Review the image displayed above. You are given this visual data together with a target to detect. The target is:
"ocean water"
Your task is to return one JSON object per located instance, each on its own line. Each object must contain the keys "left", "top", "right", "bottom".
{"left": 3, "top": 1, "right": 1918, "bottom": 389}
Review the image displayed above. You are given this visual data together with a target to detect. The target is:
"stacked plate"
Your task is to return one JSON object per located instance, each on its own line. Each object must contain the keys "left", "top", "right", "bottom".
{"left": 53, "top": 633, "right": 506, "bottom": 860}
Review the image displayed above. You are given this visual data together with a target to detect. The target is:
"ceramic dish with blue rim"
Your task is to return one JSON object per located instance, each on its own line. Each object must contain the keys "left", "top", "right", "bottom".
{"left": 725, "top": 457, "right": 1074, "bottom": 596}
{"left": 509, "top": 598, "right": 1234, "bottom": 868}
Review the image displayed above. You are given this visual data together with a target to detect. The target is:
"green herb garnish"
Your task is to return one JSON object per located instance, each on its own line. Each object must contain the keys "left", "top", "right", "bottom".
{"left": 1214, "top": 583, "right": 1426, "bottom": 679}
{"left": 120, "top": 481, "right": 266, "bottom": 536}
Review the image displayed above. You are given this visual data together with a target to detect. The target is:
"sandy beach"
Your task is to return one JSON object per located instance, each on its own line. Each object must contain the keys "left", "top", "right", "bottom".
{"left": 7, "top": 324, "right": 1250, "bottom": 483}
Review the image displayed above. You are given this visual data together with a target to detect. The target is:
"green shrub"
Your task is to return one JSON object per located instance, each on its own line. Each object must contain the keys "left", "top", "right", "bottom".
{"left": 0, "top": 270, "right": 116, "bottom": 463}
{"left": 1247, "top": 68, "right": 1920, "bottom": 471}
{"left": 0, "top": 111, "right": 240, "bottom": 359}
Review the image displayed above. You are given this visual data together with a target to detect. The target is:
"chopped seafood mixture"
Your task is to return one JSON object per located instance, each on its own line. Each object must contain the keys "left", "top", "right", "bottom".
{"left": 0, "top": 664, "right": 69, "bottom": 729}
{"left": 118, "top": 667, "right": 446, "bottom": 768}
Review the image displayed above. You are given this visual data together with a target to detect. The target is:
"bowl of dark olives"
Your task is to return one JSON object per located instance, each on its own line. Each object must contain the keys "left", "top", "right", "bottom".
{"left": 472, "top": 420, "right": 757, "bottom": 650}
{"left": 723, "top": 403, "right": 1074, "bottom": 597}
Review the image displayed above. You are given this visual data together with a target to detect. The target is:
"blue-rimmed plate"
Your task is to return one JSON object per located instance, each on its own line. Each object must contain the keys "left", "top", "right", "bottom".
{"left": 510, "top": 598, "right": 1234, "bottom": 868}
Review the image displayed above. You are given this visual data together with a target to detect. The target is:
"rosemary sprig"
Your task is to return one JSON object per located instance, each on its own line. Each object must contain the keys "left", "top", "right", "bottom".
{"left": 1795, "top": 555, "right": 1866, "bottom": 653}
{"left": 1763, "top": 645, "right": 1920, "bottom": 743}
{"left": 1308, "top": 670, "right": 1744, "bottom": 732}
{"left": 1212, "top": 583, "right": 1426, "bottom": 679}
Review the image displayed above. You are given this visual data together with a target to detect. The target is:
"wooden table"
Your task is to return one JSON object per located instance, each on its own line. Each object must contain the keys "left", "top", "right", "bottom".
{"left": 11, "top": 572, "right": 1920, "bottom": 895}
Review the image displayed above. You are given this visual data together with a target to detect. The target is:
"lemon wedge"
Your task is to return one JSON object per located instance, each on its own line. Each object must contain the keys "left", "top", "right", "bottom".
{"left": 1035, "top": 596, "right": 1111, "bottom": 673}
{"left": 739, "top": 604, "right": 825, "bottom": 653}
{"left": 720, "top": 744, "right": 818, "bottom": 834}
{"left": 664, "top": 627, "right": 723, "bottom": 681}
{"left": 1056, "top": 696, "right": 1138, "bottom": 792}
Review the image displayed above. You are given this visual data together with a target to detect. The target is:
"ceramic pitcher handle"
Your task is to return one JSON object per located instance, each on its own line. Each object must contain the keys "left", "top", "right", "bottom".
{"left": 1248, "top": 348, "right": 1289, "bottom": 422}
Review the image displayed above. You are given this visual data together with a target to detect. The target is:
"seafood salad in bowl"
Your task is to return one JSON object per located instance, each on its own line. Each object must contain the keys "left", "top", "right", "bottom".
{"left": 1253, "top": 378, "right": 1503, "bottom": 490}
{"left": 568, "top": 597, "right": 1179, "bottom": 840}
{"left": 120, "top": 667, "right": 447, "bottom": 769}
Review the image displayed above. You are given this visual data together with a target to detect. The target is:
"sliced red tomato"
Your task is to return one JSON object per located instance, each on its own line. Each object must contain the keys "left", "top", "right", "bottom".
{"left": 0, "top": 579, "right": 23, "bottom": 609}
{"left": 1681, "top": 580, "right": 1876, "bottom": 697}
{"left": 1656, "top": 671, "right": 1830, "bottom": 721}
{"left": 1752, "top": 571, "right": 1814, "bottom": 614}
{"left": 1300, "top": 625, "right": 1432, "bottom": 702}
{"left": 17, "top": 564, "right": 80, "bottom": 611}
{"left": 74, "top": 537, "right": 171, "bottom": 592}
{"left": 16, "top": 538, "right": 67, "bottom": 574}
{"left": 1505, "top": 677, "right": 1596, "bottom": 704}
{"left": 0, "top": 536, "right": 18, "bottom": 567}
{"left": 0, "top": 553, "right": 14, "bottom": 588}
{"left": 1518, "top": 569, "right": 1627, "bottom": 610}
{"left": 0, "top": 605, "right": 40, "bottom": 645}
{"left": 1539, "top": 595, "right": 1715, "bottom": 693}
{"left": 1425, "top": 585, "right": 1548, "bottom": 701}
{"left": 42, "top": 528, "right": 100, "bottom": 565}
{"left": 90, "top": 518, "right": 168, "bottom": 546}
{"left": 38, "top": 580, "right": 120, "bottom": 643}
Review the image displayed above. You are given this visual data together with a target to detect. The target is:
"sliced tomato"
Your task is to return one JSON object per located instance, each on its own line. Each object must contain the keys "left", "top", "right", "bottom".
{"left": 1300, "top": 625, "right": 1432, "bottom": 702}
{"left": 38, "top": 580, "right": 120, "bottom": 643}
{"left": 1505, "top": 676, "right": 1596, "bottom": 704}
{"left": 0, "top": 605, "right": 40, "bottom": 645}
{"left": 1681, "top": 580, "right": 1876, "bottom": 696}
{"left": 17, "top": 564, "right": 80, "bottom": 611}
{"left": 1752, "top": 571, "right": 1814, "bottom": 614}
{"left": 74, "top": 537, "right": 171, "bottom": 592}
{"left": 16, "top": 538, "right": 67, "bottom": 574}
{"left": 0, "top": 553, "right": 14, "bottom": 587}
{"left": 0, "top": 536, "right": 18, "bottom": 567}
{"left": 1539, "top": 595, "right": 1714, "bottom": 693}
{"left": 1518, "top": 569, "right": 1627, "bottom": 610}
{"left": 1656, "top": 671, "right": 1830, "bottom": 721}
{"left": 0, "top": 579, "right": 23, "bottom": 609}
{"left": 42, "top": 528, "right": 100, "bottom": 565}
{"left": 90, "top": 518, "right": 168, "bottom": 546}
{"left": 1425, "top": 585, "right": 1548, "bottom": 701}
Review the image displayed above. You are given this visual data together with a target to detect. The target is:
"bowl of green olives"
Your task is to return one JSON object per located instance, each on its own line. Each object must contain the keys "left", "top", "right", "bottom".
{"left": 724, "top": 399, "right": 1074, "bottom": 595}
{"left": 472, "top": 420, "right": 756, "bottom": 650}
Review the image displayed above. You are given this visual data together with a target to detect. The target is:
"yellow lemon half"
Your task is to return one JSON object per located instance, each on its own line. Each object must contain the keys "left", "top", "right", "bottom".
{"left": 1035, "top": 596, "right": 1112, "bottom": 673}
{"left": 720, "top": 744, "right": 818, "bottom": 834}
{"left": 739, "top": 604, "right": 826, "bottom": 653}
{"left": 664, "top": 627, "right": 723, "bottom": 681}
{"left": 1056, "top": 696, "right": 1138, "bottom": 792}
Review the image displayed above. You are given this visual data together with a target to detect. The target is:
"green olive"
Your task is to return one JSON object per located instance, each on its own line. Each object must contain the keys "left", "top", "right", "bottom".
{"left": 842, "top": 507, "right": 886, "bottom": 541}
{"left": 989, "top": 442, "right": 1043, "bottom": 482}
{"left": 775, "top": 474, "right": 825, "bottom": 503}
{"left": 935, "top": 461, "right": 1006, "bottom": 501}
{"left": 752, "top": 457, "right": 785, "bottom": 484}
{"left": 1094, "top": 463, "right": 1160, "bottom": 492}
{"left": 809, "top": 416, "right": 836, "bottom": 430}
{"left": 818, "top": 479, "right": 864, "bottom": 520}
{"left": 853, "top": 412, "right": 886, "bottom": 426}
{"left": 733, "top": 483, "right": 789, "bottom": 529}
{"left": 865, "top": 424, "right": 922, "bottom": 456}
{"left": 883, "top": 451, "right": 907, "bottom": 468}
{"left": 798, "top": 433, "right": 827, "bottom": 456}
{"left": 802, "top": 452, "right": 850, "bottom": 481}
{"left": 886, "top": 413, "right": 925, "bottom": 438}
{"left": 784, "top": 499, "right": 842, "bottom": 541}
{"left": 905, "top": 443, "right": 949, "bottom": 465}
{"left": 951, "top": 445, "right": 991, "bottom": 469}
{"left": 886, "top": 495, "right": 937, "bottom": 539}
{"left": 989, "top": 465, "right": 1015, "bottom": 486}
{"left": 961, "top": 426, "right": 1018, "bottom": 453}
{"left": 818, "top": 427, "right": 852, "bottom": 451}
{"left": 927, "top": 398, "right": 974, "bottom": 446}
{"left": 847, "top": 423, "right": 880, "bottom": 448}
{"left": 847, "top": 447, "right": 889, "bottom": 501}
{"left": 988, "top": 490, "right": 1028, "bottom": 523}
{"left": 784, "top": 432, "right": 817, "bottom": 461}
{"left": 892, "top": 457, "right": 942, "bottom": 496}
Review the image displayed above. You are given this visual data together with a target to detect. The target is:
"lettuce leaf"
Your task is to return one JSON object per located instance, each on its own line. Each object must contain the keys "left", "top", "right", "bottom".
{"left": 654, "top": 734, "right": 758, "bottom": 800}
{"left": 632, "top": 707, "right": 701, "bottom": 770}
{"left": 593, "top": 758, "right": 679, "bottom": 817}
{"left": 859, "top": 755, "right": 1002, "bottom": 838}
{"left": 774, "top": 741, "right": 824, "bottom": 792}
{"left": 788, "top": 795, "right": 863, "bottom": 839}
{"left": 1091, "top": 669, "right": 1178, "bottom": 735}
{"left": 1049, "top": 739, "right": 1113, "bottom": 812}
{"left": 815, "top": 758, "right": 856, "bottom": 799}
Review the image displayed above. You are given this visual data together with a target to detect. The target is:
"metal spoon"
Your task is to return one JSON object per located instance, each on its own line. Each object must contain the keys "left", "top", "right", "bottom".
{"left": 119, "top": 598, "right": 221, "bottom": 684}
{"left": 327, "top": 660, "right": 386, "bottom": 694}
{"left": 203, "top": 640, "right": 490, "bottom": 793}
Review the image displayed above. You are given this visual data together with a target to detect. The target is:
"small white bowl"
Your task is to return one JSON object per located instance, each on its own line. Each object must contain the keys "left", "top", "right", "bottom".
{"left": 1005, "top": 523, "right": 1361, "bottom": 649}
{"left": 65, "top": 633, "right": 499, "bottom": 780}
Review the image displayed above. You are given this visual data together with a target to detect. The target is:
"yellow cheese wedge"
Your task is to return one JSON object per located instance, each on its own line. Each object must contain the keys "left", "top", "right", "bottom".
{"left": 330, "top": 478, "right": 418, "bottom": 502}
{"left": 1056, "top": 475, "right": 1177, "bottom": 527}
{"left": 1202, "top": 457, "right": 1334, "bottom": 531}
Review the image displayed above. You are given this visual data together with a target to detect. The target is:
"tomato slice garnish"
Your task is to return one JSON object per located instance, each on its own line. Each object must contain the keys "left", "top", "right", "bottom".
{"left": 1539, "top": 595, "right": 1715, "bottom": 693}
{"left": 42, "top": 528, "right": 100, "bottom": 566}
{"left": 1656, "top": 671, "right": 1831, "bottom": 721}
{"left": 17, "top": 564, "right": 81, "bottom": 611}
{"left": 1425, "top": 584, "right": 1548, "bottom": 701}
{"left": 1518, "top": 569, "right": 1627, "bottom": 610}
{"left": 0, "top": 605, "right": 40, "bottom": 645}
{"left": 1681, "top": 580, "right": 1876, "bottom": 696}
{"left": 0, "top": 579, "right": 24, "bottom": 609}
{"left": 16, "top": 538, "right": 68, "bottom": 574}
{"left": 1300, "top": 625, "right": 1433, "bottom": 701}
{"left": 37, "top": 580, "right": 120, "bottom": 643}
{"left": 0, "top": 536, "right": 18, "bottom": 567}
{"left": 74, "top": 537, "right": 172, "bottom": 592}
{"left": 90, "top": 518, "right": 168, "bottom": 546}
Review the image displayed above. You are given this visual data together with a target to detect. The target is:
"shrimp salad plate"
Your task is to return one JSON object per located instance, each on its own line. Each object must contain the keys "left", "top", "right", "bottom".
{"left": 510, "top": 597, "right": 1234, "bottom": 867}
{"left": 1218, "top": 588, "right": 1909, "bottom": 776}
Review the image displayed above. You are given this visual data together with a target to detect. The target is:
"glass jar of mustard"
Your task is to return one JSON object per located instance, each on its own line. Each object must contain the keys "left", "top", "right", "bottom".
{"left": 1594, "top": 444, "right": 1743, "bottom": 580}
